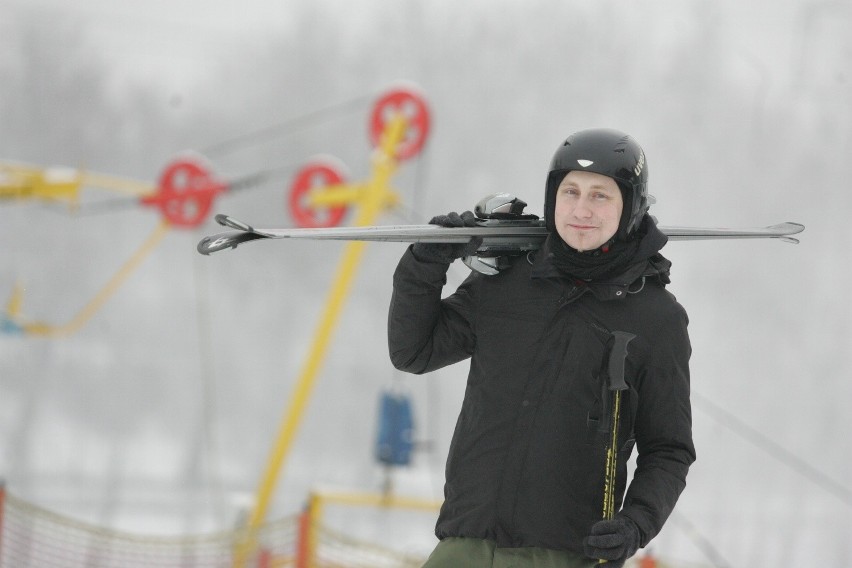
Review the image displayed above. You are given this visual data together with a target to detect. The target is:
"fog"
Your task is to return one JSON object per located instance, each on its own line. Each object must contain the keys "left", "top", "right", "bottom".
{"left": 1, "top": 1, "right": 850, "bottom": 565}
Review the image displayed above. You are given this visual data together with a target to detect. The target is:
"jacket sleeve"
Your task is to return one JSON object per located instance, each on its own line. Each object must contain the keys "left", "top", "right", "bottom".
{"left": 388, "top": 246, "right": 477, "bottom": 374}
{"left": 620, "top": 297, "right": 696, "bottom": 546}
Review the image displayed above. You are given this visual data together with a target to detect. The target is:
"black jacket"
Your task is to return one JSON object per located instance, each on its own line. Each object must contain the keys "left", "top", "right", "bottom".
{"left": 388, "top": 229, "right": 695, "bottom": 555}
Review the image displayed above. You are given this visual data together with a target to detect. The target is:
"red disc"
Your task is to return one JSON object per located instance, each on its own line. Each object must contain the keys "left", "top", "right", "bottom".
{"left": 369, "top": 87, "right": 430, "bottom": 161}
{"left": 142, "top": 158, "right": 225, "bottom": 228}
{"left": 288, "top": 161, "right": 348, "bottom": 228}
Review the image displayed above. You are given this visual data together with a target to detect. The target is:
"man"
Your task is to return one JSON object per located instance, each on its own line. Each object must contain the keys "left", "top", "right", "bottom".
{"left": 389, "top": 128, "right": 695, "bottom": 567}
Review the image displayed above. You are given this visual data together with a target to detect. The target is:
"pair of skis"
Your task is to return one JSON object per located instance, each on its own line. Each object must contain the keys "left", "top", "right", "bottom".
{"left": 196, "top": 193, "right": 804, "bottom": 273}
{"left": 197, "top": 214, "right": 804, "bottom": 254}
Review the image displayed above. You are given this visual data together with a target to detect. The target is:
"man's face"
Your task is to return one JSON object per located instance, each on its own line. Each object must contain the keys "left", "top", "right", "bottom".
{"left": 553, "top": 170, "right": 623, "bottom": 252}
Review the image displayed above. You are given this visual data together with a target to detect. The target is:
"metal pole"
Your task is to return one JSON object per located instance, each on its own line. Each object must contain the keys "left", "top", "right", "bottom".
{"left": 232, "top": 114, "right": 407, "bottom": 567}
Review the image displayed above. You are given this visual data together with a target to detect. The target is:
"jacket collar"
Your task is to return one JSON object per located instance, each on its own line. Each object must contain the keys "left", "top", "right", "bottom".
{"left": 529, "top": 244, "right": 671, "bottom": 301}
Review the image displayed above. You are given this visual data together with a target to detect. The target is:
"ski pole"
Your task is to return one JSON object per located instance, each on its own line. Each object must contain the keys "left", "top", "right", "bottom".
{"left": 599, "top": 331, "right": 635, "bottom": 564}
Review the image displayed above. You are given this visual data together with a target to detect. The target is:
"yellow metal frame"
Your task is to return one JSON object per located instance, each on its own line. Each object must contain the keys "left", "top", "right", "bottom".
{"left": 16, "top": 220, "right": 172, "bottom": 338}
{"left": 1, "top": 163, "right": 82, "bottom": 207}
{"left": 233, "top": 113, "right": 410, "bottom": 567}
{"left": 303, "top": 489, "right": 441, "bottom": 567}
{"left": 0, "top": 161, "right": 155, "bottom": 208}
{"left": 1, "top": 161, "right": 164, "bottom": 337}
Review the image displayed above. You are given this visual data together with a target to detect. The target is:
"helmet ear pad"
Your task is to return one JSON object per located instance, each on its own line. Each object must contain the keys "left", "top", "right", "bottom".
{"left": 615, "top": 180, "right": 635, "bottom": 241}
{"left": 543, "top": 169, "right": 565, "bottom": 233}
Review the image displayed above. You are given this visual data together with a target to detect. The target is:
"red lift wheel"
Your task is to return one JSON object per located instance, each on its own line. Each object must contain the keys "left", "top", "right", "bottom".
{"left": 142, "top": 158, "right": 226, "bottom": 228}
{"left": 288, "top": 161, "right": 348, "bottom": 228}
{"left": 369, "top": 87, "right": 430, "bottom": 161}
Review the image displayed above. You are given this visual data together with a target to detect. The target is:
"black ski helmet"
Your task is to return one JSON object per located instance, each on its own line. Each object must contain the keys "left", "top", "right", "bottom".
{"left": 544, "top": 128, "right": 649, "bottom": 241}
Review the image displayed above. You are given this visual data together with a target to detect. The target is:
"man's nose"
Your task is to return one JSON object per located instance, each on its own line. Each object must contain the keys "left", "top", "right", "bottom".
{"left": 573, "top": 200, "right": 593, "bottom": 218}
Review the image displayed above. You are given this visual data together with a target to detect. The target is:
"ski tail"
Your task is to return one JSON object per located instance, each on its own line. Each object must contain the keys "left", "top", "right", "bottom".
{"left": 768, "top": 222, "right": 805, "bottom": 244}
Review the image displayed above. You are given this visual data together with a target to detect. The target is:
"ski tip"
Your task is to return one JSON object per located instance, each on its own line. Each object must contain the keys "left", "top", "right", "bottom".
{"left": 215, "top": 214, "right": 253, "bottom": 232}
{"left": 197, "top": 234, "right": 234, "bottom": 255}
{"left": 197, "top": 231, "right": 264, "bottom": 255}
{"left": 197, "top": 236, "right": 215, "bottom": 255}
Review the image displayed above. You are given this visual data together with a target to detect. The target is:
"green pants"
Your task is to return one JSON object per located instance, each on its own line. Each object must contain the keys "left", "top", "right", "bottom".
{"left": 421, "top": 537, "right": 597, "bottom": 568}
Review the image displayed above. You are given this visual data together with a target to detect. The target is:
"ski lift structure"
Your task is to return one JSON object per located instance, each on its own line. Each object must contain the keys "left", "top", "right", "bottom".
{"left": 0, "top": 153, "right": 250, "bottom": 337}
{"left": 230, "top": 84, "right": 437, "bottom": 568}
{"left": 0, "top": 86, "right": 430, "bottom": 339}
{"left": 2, "top": 84, "right": 443, "bottom": 567}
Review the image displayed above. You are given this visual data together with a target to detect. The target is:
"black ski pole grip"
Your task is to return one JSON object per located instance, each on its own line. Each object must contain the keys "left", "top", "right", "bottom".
{"left": 597, "top": 331, "right": 636, "bottom": 434}
{"left": 607, "top": 331, "right": 636, "bottom": 392}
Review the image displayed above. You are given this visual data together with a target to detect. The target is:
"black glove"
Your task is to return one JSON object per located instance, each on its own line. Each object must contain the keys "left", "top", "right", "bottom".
{"left": 411, "top": 211, "right": 482, "bottom": 264}
{"left": 583, "top": 515, "right": 640, "bottom": 567}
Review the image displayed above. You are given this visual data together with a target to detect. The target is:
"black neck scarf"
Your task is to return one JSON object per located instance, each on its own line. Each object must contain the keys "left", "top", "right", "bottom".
{"left": 547, "top": 216, "right": 664, "bottom": 282}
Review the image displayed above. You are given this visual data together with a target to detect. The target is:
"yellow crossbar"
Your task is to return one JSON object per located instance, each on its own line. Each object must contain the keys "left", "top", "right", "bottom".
{"left": 23, "top": 220, "right": 171, "bottom": 338}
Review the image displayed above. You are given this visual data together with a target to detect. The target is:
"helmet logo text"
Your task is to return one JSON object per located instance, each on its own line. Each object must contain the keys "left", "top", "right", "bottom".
{"left": 577, "top": 159, "right": 594, "bottom": 168}
{"left": 634, "top": 150, "right": 645, "bottom": 176}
